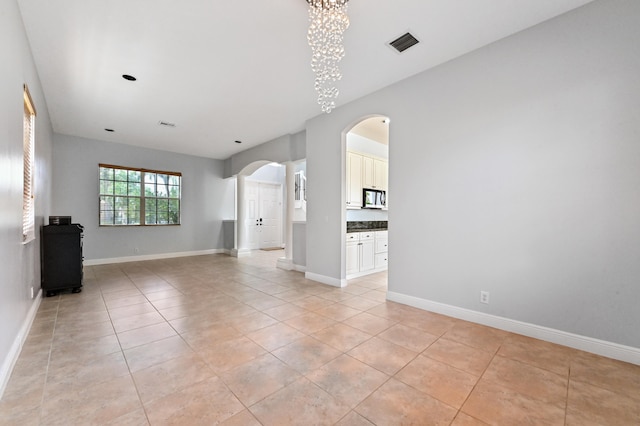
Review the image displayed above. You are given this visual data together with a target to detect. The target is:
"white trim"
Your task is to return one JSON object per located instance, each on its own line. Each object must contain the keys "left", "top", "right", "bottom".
{"left": 347, "top": 266, "right": 387, "bottom": 280}
{"left": 276, "top": 257, "right": 294, "bottom": 271}
{"left": 0, "top": 289, "right": 42, "bottom": 399}
{"left": 305, "top": 272, "right": 346, "bottom": 288}
{"left": 387, "top": 291, "right": 640, "bottom": 366}
{"left": 294, "top": 264, "right": 307, "bottom": 273}
{"left": 84, "top": 249, "right": 227, "bottom": 266}
{"left": 229, "top": 248, "right": 252, "bottom": 258}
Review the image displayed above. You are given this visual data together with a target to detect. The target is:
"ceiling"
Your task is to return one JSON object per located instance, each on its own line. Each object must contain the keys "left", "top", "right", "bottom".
{"left": 17, "top": 0, "right": 594, "bottom": 160}
{"left": 350, "top": 117, "right": 389, "bottom": 146}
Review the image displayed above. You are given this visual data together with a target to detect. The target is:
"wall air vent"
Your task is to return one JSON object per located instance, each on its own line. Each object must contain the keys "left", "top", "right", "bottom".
{"left": 158, "top": 121, "right": 176, "bottom": 127}
{"left": 389, "top": 32, "right": 420, "bottom": 53}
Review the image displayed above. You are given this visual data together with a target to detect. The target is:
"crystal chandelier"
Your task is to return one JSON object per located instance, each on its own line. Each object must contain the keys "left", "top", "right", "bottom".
{"left": 306, "top": 0, "right": 350, "bottom": 113}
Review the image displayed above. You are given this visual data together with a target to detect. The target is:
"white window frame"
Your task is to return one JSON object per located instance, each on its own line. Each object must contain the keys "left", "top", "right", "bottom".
{"left": 99, "top": 164, "right": 182, "bottom": 226}
{"left": 23, "top": 85, "right": 36, "bottom": 243}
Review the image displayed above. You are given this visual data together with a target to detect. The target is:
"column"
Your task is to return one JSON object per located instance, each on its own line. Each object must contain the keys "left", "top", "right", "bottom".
{"left": 231, "top": 174, "right": 250, "bottom": 257}
{"left": 277, "top": 162, "right": 295, "bottom": 270}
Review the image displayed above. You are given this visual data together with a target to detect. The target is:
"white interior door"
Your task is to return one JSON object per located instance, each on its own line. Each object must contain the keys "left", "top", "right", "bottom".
{"left": 245, "top": 181, "right": 282, "bottom": 250}
{"left": 259, "top": 183, "right": 281, "bottom": 249}
{"left": 245, "top": 181, "right": 260, "bottom": 249}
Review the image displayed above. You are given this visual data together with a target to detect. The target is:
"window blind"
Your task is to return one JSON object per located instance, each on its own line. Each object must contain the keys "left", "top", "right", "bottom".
{"left": 23, "top": 85, "right": 36, "bottom": 243}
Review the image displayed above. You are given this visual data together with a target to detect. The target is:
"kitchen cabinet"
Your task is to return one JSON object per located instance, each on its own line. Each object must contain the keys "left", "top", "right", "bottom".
{"left": 346, "top": 239, "right": 361, "bottom": 276}
{"left": 374, "top": 230, "right": 388, "bottom": 269}
{"left": 346, "top": 151, "right": 388, "bottom": 209}
{"left": 361, "top": 235, "right": 375, "bottom": 272}
{"left": 374, "top": 159, "right": 388, "bottom": 191}
{"left": 364, "top": 157, "right": 387, "bottom": 191}
{"left": 346, "top": 152, "right": 363, "bottom": 208}
{"left": 346, "top": 230, "right": 385, "bottom": 278}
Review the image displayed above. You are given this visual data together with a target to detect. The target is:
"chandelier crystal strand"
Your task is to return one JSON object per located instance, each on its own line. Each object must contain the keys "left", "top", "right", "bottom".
{"left": 307, "top": 0, "right": 350, "bottom": 113}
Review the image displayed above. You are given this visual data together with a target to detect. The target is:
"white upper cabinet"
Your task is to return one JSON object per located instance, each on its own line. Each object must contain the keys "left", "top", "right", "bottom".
{"left": 346, "top": 150, "right": 388, "bottom": 209}
{"left": 362, "top": 155, "right": 387, "bottom": 191}
{"left": 346, "top": 151, "right": 363, "bottom": 209}
{"left": 362, "top": 155, "right": 374, "bottom": 189}
{"left": 374, "top": 158, "right": 387, "bottom": 191}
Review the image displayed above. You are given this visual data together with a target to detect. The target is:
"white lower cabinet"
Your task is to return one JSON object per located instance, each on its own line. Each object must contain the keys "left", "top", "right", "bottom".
{"left": 360, "top": 235, "right": 375, "bottom": 272}
{"left": 374, "top": 230, "right": 388, "bottom": 269}
{"left": 374, "top": 253, "right": 388, "bottom": 269}
{"left": 346, "top": 230, "right": 387, "bottom": 278}
{"left": 346, "top": 240, "right": 360, "bottom": 276}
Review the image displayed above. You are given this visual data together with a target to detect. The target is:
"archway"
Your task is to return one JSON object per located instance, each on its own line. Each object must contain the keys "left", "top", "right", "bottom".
{"left": 232, "top": 161, "right": 283, "bottom": 257}
{"left": 343, "top": 115, "right": 390, "bottom": 286}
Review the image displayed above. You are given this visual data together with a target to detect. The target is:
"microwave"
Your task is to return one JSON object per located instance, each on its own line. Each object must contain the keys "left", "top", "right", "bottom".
{"left": 363, "top": 188, "right": 386, "bottom": 209}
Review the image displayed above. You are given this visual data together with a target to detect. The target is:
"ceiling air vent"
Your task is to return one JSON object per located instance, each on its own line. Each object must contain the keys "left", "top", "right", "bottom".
{"left": 389, "top": 32, "right": 419, "bottom": 53}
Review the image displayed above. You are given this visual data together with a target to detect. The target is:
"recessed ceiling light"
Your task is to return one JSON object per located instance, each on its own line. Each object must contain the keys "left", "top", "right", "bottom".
{"left": 122, "top": 74, "right": 137, "bottom": 81}
{"left": 105, "top": 128, "right": 115, "bottom": 132}
{"left": 235, "top": 140, "right": 242, "bottom": 144}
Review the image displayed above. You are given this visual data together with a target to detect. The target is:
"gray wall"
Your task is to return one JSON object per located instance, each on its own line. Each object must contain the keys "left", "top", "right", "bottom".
{"left": 224, "top": 130, "right": 306, "bottom": 177}
{"left": 0, "top": 0, "right": 54, "bottom": 391}
{"left": 293, "top": 223, "right": 306, "bottom": 268}
{"left": 52, "top": 134, "right": 234, "bottom": 261}
{"left": 247, "top": 163, "right": 286, "bottom": 184}
{"left": 222, "top": 221, "right": 235, "bottom": 251}
{"left": 306, "top": 0, "right": 640, "bottom": 348}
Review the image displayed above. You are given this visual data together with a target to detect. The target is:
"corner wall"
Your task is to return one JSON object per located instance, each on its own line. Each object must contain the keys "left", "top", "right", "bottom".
{"left": 52, "top": 134, "right": 234, "bottom": 262}
{"left": 0, "top": 0, "right": 54, "bottom": 395}
{"left": 306, "top": 0, "right": 640, "bottom": 352}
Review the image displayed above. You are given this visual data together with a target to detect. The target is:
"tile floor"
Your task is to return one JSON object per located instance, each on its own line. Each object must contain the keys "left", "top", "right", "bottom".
{"left": 1, "top": 250, "right": 639, "bottom": 425}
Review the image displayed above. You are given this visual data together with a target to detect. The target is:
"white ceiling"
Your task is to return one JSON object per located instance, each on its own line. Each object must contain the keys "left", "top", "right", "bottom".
{"left": 17, "top": 0, "right": 594, "bottom": 160}
{"left": 350, "top": 117, "right": 389, "bottom": 146}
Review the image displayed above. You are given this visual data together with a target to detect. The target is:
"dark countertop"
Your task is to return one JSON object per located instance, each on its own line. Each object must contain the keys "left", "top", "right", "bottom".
{"left": 347, "top": 228, "right": 387, "bottom": 233}
{"left": 347, "top": 221, "right": 388, "bottom": 233}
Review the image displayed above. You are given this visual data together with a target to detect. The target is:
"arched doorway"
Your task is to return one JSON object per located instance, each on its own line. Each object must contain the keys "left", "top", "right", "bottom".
{"left": 344, "top": 115, "right": 390, "bottom": 286}
{"left": 232, "top": 161, "right": 284, "bottom": 256}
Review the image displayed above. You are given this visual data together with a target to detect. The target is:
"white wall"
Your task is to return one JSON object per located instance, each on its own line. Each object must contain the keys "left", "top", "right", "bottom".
{"left": 0, "top": 0, "right": 54, "bottom": 394}
{"left": 346, "top": 209, "right": 388, "bottom": 222}
{"left": 346, "top": 132, "right": 388, "bottom": 159}
{"left": 224, "top": 131, "right": 306, "bottom": 178}
{"left": 52, "top": 134, "right": 234, "bottom": 262}
{"left": 306, "top": 0, "right": 640, "bottom": 350}
{"left": 247, "top": 163, "right": 285, "bottom": 184}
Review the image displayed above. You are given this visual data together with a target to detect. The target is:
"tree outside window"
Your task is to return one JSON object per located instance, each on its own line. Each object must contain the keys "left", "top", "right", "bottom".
{"left": 99, "top": 164, "right": 181, "bottom": 226}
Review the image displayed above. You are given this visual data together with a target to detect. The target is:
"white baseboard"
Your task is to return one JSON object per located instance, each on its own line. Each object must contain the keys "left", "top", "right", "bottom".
{"left": 229, "top": 248, "right": 252, "bottom": 258}
{"left": 387, "top": 291, "right": 640, "bottom": 366}
{"left": 84, "top": 249, "right": 227, "bottom": 266}
{"left": 294, "top": 264, "right": 307, "bottom": 273}
{"left": 276, "top": 258, "right": 294, "bottom": 271}
{"left": 305, "top": 272, "right": 347, "bottom": 288}
{"left": 347, "top": 266, "right": 388, "bottom": 280}
{"left": 0, "top": 289, "right": 42, "bottom": 399}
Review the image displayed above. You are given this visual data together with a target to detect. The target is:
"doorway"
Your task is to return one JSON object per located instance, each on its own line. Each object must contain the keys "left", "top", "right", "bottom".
{"left": 245, "top": 181, "right": 282, "bottom": 249}
{"left": 345, "top": 115, "right": 390, "bottom": 287}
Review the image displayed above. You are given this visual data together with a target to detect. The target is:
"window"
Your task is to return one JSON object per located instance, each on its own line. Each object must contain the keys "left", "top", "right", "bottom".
{"left": 23, "top": 85, "right": 36, "bottom": 243}
{"left": 99, "top": 164, "right": 181, "bottom": 226}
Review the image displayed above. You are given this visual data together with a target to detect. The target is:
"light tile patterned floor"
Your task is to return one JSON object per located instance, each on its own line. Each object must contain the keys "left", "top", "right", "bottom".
{"left": 1, "top": 250, "right": 639, "bottom": 425}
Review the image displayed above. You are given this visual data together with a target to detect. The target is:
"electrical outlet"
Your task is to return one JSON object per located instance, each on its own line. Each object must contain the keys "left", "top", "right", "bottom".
{"left": 480, "top": 291, "right": 490, "bottom": 304}
{"left": 134, "top": 247, "right": 139, "bottom": 254}
{"left": 30, "top": 287, "right": 34, "bottom": 299}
